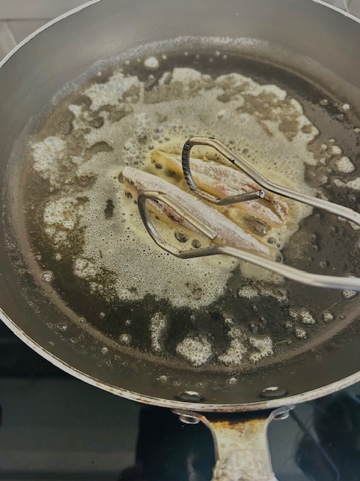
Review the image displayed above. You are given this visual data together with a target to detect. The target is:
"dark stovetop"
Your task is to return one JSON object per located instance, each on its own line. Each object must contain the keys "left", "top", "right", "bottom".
{"left": 1, "top": 321, "right": 360, "bottom": 481}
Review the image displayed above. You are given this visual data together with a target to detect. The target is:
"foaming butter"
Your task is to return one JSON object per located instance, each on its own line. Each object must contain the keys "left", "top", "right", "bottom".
{"left": 30, "top": 63, "right": 321, "bottom": 309}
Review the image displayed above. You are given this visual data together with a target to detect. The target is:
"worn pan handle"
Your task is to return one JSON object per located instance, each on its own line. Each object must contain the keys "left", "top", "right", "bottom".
{"left": 173, "top": 407, "right": 292, "bottom": 481}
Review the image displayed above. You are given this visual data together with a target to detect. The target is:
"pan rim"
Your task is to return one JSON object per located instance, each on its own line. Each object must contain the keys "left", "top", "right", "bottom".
{"left": 0, "top": 0, "right": 102, "bottom": 73}
{"left": 312, "top": 0, "right": 360, "bottom": 23}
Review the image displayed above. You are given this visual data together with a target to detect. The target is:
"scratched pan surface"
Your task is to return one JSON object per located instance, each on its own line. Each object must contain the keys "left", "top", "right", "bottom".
{"left": 1, "top": 0, "right": 360, "bottom": 411}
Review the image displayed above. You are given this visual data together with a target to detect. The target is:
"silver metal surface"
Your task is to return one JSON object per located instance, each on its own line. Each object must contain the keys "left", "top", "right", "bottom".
{"left": 181, "top": 137, "right": 360, "bottom": 225}
{"left": 173, "top": 407, "right": 293, "bottom": 481}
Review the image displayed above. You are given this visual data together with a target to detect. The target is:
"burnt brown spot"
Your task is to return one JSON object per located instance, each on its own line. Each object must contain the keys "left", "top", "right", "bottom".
{"left": 88, "top": 115, "right": 105, "bottom": 129}
{"left": 175, "top": 231, "right": 189, "bottom": 243}
{"left": 104, "top": 199, "right": 115, "bottom": 219}
{"left": 86, "top": 141, "right": 114, "bottom": 157}
{"left": 72, "top": 94, "right": 92, "bottom": 107}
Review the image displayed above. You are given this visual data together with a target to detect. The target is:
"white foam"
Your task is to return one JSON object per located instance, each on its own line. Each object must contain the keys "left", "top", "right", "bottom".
{"left": 176, "top": 335, "right": 213, "bottom": 367}
{"left": 74, "top": 257, "right": 98, "bottom": 279}
{"left": 85, "top": 72, "right": 142, "bottom": 110}
{"left": 295, "top": 327, "right": 307, "bottom": 339}
{"left": 149, "top": 312, "right": 167, "bottom": 352}
{"left": 333, "top": 178, "right": 345, "bottom": 188}
{"left": 218, "top": 326, "right": 247, "bottom": 366}
{"left": 299, "top": 308, "right": 316, "bottom": 325}
{"left": 343, "top": 289, "right": 357, "bottom": 299}
{"left": 334, "top": 177, "right": 360, "bottom": 190}
{"left": 144, "top": 56, "right": 159, "bottom": 70}
{"left": 237, "top": 285, "right": 258, "bottom": 299}
{"left": 335, "top": 156, "right": 355, "bottom": 174}
{"left": 323, "top": 311, "right": 334, "bottom": 322}
{"left": 119, "top": 333, "right": 131, "bottom": 345}
{"left": 43, "top": 197, "right": 80, "bottom": 231}
{"left": 218, "top": 338, "right": 247, "bottom": 365}
{"left": 248, "top": 335, "right": 273, "bottom": 363}
{"left": 331, "top": 145, "right": 342, "bottom": 155}
{"left": 42, "top": 197, "right": 85, "bottom": 248}
{"left": 237, "top": 283, "right": 288, "bottom": 302}
{"left": 32, "top": 136, "right": 67, "bottom": 187}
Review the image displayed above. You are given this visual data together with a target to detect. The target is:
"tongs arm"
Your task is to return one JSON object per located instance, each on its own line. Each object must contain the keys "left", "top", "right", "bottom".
{"left": 138, "top": 191, "right": 360, "bottom": 291}
{"left": 182, "top": 136, "right": 360, "bottom": 227}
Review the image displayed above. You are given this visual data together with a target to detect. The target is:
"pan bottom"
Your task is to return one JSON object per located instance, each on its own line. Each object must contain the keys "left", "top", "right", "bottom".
{"left": 9, "top": 37, "right": 360, "bottom": 376}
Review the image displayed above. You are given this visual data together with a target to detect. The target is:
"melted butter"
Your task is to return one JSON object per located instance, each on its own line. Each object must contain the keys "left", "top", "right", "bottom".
{"left": 30, "top": 64, "right": 322, "bottom": 309}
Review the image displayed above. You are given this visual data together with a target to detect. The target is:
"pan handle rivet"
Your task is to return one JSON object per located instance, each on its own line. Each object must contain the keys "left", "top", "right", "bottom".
{"left": 179, "top": 414, "right": 200, "bottom": 425}
{"left": 176, "top": 390, "right": 205, "bottom": 403}
{"left": 273, "top": 410, "right": 291, "bottom": 420}
{"left": 260, "top": 386, "right": 288, "bottom": 399}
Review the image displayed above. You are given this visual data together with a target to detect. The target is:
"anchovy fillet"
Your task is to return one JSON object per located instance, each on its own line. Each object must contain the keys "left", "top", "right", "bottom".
{"left": 151, "top": 150, "right": 289, "bottom": 226}
{"left": 122, "top": 166, "right": 271, "bottom": 257}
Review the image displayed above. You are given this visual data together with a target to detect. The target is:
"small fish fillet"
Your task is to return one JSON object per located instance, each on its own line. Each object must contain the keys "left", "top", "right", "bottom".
{"left": 151, "top": 150, "right": 289, "bottom": 226}
{"left": 122, "top": 166, "right": 271, "bottom": 257}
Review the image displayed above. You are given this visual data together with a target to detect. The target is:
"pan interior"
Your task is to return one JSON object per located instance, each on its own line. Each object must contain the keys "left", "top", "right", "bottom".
{"left": 5, "top": 37, "right": 360, "bottom": 387}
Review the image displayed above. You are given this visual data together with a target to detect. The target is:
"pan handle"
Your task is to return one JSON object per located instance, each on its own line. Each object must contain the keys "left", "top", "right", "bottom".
{"left": 173, "top": 406, "right": 293, "bottom": 481}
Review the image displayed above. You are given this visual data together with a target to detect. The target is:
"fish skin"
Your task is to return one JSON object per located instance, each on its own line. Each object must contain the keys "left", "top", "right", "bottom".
{"left": 122, "top": 166, "right": 271, "bottom": 257}
{"left": 150, "top": 150, "right": 289, "bottom": 226}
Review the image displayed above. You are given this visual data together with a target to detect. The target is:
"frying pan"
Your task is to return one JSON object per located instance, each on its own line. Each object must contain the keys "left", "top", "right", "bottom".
{"left": 1, "top": 0, "right": 360, "bottom": 478}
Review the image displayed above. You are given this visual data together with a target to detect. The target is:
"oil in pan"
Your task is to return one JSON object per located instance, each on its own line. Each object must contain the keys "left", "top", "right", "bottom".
{"left": 18, "top": 40, "right": 360, "bottom": 372}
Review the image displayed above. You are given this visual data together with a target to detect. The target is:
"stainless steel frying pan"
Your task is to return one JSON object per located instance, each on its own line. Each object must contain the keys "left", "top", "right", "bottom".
{"left": 1, "top": 1, "right": 360, "bottom": 479}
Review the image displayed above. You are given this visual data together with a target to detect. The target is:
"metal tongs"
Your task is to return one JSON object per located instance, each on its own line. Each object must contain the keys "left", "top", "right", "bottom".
{"left": 138, "top": 136, "right": 360, "bottom": 291}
